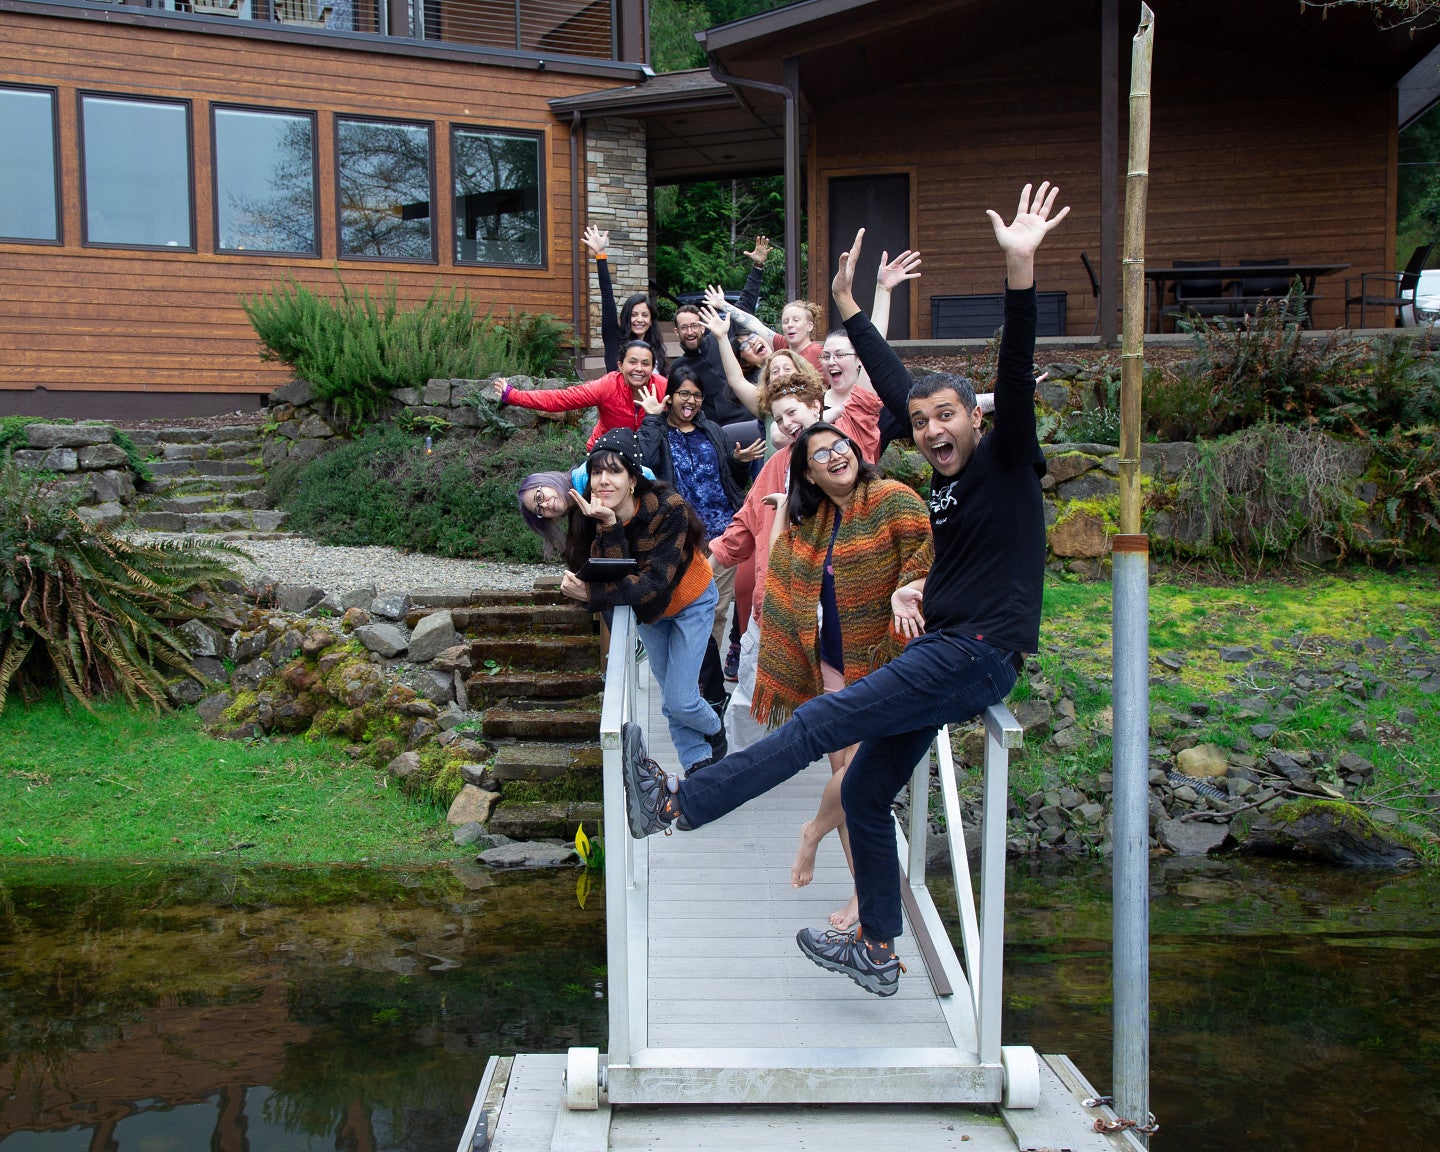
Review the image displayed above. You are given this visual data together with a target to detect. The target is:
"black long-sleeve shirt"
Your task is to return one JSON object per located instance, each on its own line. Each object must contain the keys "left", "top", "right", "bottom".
{"left": 596, "top": 256, "right": 666, "bottom": 374}
{"left": 671, "top": 264, "right": 765, "bottom": 427}
{"left": 844, "top": 287, "right": 1047, "bottom": 653}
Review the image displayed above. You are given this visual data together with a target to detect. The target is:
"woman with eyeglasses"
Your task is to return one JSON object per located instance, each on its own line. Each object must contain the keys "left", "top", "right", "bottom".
{"left": 581, "top": 225, "right": 667, "bottom": 374}
{"left": 752, "top": 421, "right": 932, "bottom": 931}
{"left": 516, "top": 471, "right": 577, "bottom": 557}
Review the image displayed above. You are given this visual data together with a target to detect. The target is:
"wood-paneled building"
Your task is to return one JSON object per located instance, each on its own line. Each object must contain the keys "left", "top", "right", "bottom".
{"left": 0, "top": 0, "right": 649, "bottom": 416}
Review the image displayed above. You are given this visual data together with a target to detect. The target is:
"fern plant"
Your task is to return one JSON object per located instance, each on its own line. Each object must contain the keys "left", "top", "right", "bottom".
{"left": 0, "top": 461, "right": 245, "bottom": 712}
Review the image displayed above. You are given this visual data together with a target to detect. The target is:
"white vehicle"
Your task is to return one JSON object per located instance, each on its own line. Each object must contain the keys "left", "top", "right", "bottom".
{"left": 1403, "top": 267, "right": 1440, "bottom": 326}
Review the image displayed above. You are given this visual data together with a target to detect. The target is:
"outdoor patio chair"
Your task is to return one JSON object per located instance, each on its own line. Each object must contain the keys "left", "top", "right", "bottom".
{"left": 1080, "top": 252, "right": 1121, "bottom": 335}
{"left": 1344, "top": 243, "right": 1433, "bottom": 328}
{"left": 1237, "top": 258, "right": 1312, "bottom": 327}
{"left": 1161, "top": 259, "right": 1236, "bottom": 330}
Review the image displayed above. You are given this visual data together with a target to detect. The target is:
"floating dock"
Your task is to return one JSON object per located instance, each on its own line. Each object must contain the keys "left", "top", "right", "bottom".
{"left": 459, "top": 608, "right": 1144, "bottom": 1152}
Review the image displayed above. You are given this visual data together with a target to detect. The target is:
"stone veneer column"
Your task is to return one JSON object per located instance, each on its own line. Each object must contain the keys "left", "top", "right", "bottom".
{"left": 584, "top": 117, "right": 650, "bottom": 358}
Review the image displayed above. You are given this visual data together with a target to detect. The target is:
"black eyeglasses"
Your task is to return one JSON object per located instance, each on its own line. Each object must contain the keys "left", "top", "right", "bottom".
{"left": 809, "top": 440, "right": 853, "bottom": 464}
{"left": 672, "top": 390, "right": 704, "bottom": 401}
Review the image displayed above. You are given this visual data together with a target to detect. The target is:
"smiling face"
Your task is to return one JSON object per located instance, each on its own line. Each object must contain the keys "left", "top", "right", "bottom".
{"left": 768, "top": 393, "right": 823, "bottom": 440}
{"left": 739, "top": 334, "right": 771, "bottom": 369}
{"left": 667, "top": 382, "right": 703, "bottom": 430}
{"left": 803, "top": 430, "right": 857, "bottom": 502}
{"left": 621, "top": 346, "right": 655, "bottom": 393}
{"left": 628, "top": 301, "right": 652, "bottom": 336}
{"left": 781, "top": 304, "right": 814, "bottom": 349}
{"left": 675, "top": 310, "right": 704, "bottom": 353}
{"left": 587, "top": 455, "right": 636, "bottom": 520}
{"left": 767, "top": 355, "right": 797, "bottom": 384}
{"left": 908, "top": 386, "right": 983, "bottom": 478}
{"left": 820, "top": 334, "right": 860, "bottom": 394}
{"left": 522, "top": 483, "right": 566, "bottom": 520}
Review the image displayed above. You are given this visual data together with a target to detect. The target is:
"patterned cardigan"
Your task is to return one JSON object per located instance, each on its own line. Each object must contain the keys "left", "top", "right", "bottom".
{"left": 752, "top": 477, "right": 933, "bottom": 726}
{"left": 583, "top": 487, "right": 699, "bottom": 625}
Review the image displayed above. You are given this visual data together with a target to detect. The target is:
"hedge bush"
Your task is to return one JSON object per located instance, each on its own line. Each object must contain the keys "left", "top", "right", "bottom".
{"left": 273, "top": 423, "right": 589, "bottom": 561}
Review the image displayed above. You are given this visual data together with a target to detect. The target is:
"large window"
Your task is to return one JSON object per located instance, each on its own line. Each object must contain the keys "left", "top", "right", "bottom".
{"left": 1, "top": 86, "right": 61, "bottom": 244}
{"left": 213, "top": 106, "right": 317, "bottom": 254}
{"left": 452, "top": 127, "right": 543, "bottom": 267}
{"left": 336, "top": 116, "right": 434, "bottom": 260}
{"left": 79, "top": 94, "right": 193, "bottom": 249}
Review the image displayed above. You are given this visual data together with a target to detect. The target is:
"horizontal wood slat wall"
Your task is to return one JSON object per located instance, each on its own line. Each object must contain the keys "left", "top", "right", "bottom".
{"left": 809, "top": 29, "right": 1395, "bottom": 338}
{"left": 1, "top": 10, "right": 616, "bottom": 397}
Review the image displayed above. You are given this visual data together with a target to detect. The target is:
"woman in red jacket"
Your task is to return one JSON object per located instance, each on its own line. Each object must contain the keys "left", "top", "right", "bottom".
{"left": 489, "top": 340, "right": 666, "bottom": 450}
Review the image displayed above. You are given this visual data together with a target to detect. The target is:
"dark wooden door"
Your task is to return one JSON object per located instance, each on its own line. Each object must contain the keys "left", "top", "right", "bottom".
{"left": 827, "top": 173, "right": 911, "bottom": 337}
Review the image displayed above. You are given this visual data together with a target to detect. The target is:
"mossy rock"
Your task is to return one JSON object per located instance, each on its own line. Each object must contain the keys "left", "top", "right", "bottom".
{"left": 1230, "top": 799, "right": 1419, "bottom": 868}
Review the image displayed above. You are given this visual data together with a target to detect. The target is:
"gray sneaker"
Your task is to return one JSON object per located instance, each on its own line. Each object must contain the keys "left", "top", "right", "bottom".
{"left": 796, "top": 926, "right": 906, "bottom": 997}
{"left": 622, "top": 722, "right": 679, "bottom": 838}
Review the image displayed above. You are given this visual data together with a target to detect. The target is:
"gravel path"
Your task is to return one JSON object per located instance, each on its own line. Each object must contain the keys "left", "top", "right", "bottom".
{"left": 129, "top": 531, "right": 553, "bottom": 595}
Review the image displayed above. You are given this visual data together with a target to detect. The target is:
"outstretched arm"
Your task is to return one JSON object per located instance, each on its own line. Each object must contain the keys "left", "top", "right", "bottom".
{"left": 699, "top": 305, "right": 761, "bottom": 416}
{"left": 871, "top": 248, "right": 922, "bottom": 340}
{"left": 704, "top": 284, "right": 777, "bottom": 343}
{"left": 832, "top": 228, "right": 914, "bottom": 428}
{"left": 584, "top": 225, "right": 622, "bottom": 373}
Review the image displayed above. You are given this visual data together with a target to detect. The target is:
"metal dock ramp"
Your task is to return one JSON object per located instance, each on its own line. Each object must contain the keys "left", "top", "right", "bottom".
{"left": 460, "top": 607, "right": 1144, "bottom": 1152}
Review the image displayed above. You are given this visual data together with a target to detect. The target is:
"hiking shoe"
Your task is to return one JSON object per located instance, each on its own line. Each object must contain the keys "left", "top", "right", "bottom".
{"left": 796, "top": 926, "right": 906, "bottom": 997}
{"left": 621, "top": 722, "right": 680, "bottom": 838}
{"left": 723, "top": 642, "right": 740, "bottom": 681}
{"left": 704, "top": 723, "right": 727, "bottom": 764}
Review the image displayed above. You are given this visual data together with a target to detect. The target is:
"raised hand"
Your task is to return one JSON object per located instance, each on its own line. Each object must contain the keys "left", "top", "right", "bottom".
{"left": 488, "top": 377, "right": 508, "bottom": 401}
{"left": 733, "top": 437, "right": 765, "bottom": 463}
{"left": 891, "top": 583, "right": 926, "bottom": 639}
{"left": 637, "top": 382, "right": 666, "bottom": 417}
{"left": 581, "top": 225, "right": 609, "bottom": 257}
{"left": 877, "top": 249, "right": 923, "bottom": 292}
{"left": 702, "top": 284, "right": 730, "bottom": 314}
{"left": 985, "top": 182, "right": 1069, "bottom": 259}
{"left": 697, "top": 303, "right": 730, "bottom": 338}
{"left": 570, "top": 486, "right": 617, "bottom": 529}
{"left": 831, "top": 228, "right": 864, "bottom": 319}
{"left": 745, "top": 235, "right": 772, "bottom": 267}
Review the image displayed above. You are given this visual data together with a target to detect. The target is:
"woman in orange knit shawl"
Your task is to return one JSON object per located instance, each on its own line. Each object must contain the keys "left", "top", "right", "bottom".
{"left": 753, "top": 422, "right": 932, "bottom": 931}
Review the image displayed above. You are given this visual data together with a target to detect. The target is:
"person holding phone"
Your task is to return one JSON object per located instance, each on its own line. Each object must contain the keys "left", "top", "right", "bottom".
{"left": 560, "top": 429, "right": 727, "bottom": 776}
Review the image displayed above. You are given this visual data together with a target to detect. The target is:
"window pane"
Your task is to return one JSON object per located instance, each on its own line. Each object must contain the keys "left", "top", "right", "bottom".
{"left": 215, "top": 108, "right": 315, "bottom": 253}
{"left": 81, "top": 96, "right": 191, "bottom": 248}
{"left": 337, "top": 118, "right": 433, "bottom": 259}
{"left": 0, "top": 88, "right": 59, "bottom": 242}
{"left": 453, "top": 129, "right": 542, "bottom": 266}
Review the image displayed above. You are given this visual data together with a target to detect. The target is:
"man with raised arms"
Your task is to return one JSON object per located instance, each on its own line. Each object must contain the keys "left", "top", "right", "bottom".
{"left": 619, "top": 182, "right": 1068, "bottom": 996}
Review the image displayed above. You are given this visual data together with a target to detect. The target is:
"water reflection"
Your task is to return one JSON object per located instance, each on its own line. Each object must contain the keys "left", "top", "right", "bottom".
{"left": 0, "top": 862, "right": 607, "bottom": 1151}
{"left": 1, "top": 857, "right": 1437, "bottom": 1151}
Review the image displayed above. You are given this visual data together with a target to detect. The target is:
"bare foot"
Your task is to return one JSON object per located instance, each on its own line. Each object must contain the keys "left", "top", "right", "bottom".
{"left": 791, "top": 821, "right": 822, "bottom": 888}
{"left": 829, "top": 895, "right": 859, "bottom": 931}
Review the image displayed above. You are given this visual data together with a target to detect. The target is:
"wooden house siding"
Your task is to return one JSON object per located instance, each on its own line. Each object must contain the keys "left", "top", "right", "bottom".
{"left": 0, "top": 10, "right": 617, "bottom": 397}
{"left": 808, "top": 29, "right": 1395, "bottom": 337}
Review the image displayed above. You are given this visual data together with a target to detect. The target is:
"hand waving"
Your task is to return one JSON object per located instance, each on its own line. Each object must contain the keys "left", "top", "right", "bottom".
{"left": 702, "top": 284, "right": 731, "bottom": 315}
{"left": 637, "top": 382, "right": 665, "bottom": 417}
{"left": 985, "top": 182, "right": 1069, "bottom": 259}
{"left": 696, "top": 303, "right": 730, "bottom": 338}
{"left": 876, "top": 249, "right": 923, "bottom": 292}
{"left": 745, "top": 235, "right": 772, "bottom": 266}
{"left": 581, "top": 225, "right": 609, "bottom": 257}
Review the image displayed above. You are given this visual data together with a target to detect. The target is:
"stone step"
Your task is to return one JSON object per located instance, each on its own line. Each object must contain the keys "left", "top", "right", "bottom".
{"left": 480, "top": 706, "right": 599, "bottom": 741}
{"left": 404, "top": 590, "right": 579, "bottom": 619}
{"left": 131, "top": 509, "right": 289, "bottom": 532}
{"left": 160, "top": 440, "right": 261, "bottom": 462}
{"left": 486, "top": 799, "right": 604, "bottom": 841}
{"left": 144, "top": 494, "right": 243, "bottom": 514}
{"left": 491, "top": 741, "right": 603, "bottom": 779}
{"left": 432, "top": 604, "right": 593, "bottom": 636}
{"left": 145, "top": 459, "right": 263, "bottom": 478}
{"left": 141, "top": 473, "right": 266, "bottom": 494}
{"left": 128, "top": 425, "right": 264, "bottom": 446}
{"left": 469, "top": 635, "right": 600, "bottom": 672}
{"left": 464, "top": 670, "right": 604, "bottom": 709}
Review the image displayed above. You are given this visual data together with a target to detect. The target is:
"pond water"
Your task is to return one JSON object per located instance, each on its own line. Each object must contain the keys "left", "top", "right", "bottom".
{"left": 1, "top": 855, "right": 1436, "bottom": 1151}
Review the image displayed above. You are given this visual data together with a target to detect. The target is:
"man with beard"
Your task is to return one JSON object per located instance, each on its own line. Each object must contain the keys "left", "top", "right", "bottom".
{"left": 617, "top": 181, "right": 1068, "bottom": 998}
{"left": 671, "top": 238, "right": 770, "bottom": 427}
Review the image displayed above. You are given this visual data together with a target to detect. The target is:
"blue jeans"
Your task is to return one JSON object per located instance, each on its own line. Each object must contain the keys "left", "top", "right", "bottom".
{"left": 676, "top": 629, "right": 1018, "bottom": 942}
{"left": 638, "top": 580, "right": 721, "bottom": 770}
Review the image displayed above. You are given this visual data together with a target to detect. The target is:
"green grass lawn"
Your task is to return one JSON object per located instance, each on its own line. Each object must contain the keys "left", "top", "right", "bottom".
{"left": 1016, "top": 567, "right": 1440, "bottom": 807}
{"left": 0, "top": 697, "right": 460, "bottom": 864}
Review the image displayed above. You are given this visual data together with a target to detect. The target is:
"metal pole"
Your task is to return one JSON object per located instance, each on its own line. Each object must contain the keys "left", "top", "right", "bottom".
{"left": 1113, "top": 4, "right": 1154, "bottom": 1144}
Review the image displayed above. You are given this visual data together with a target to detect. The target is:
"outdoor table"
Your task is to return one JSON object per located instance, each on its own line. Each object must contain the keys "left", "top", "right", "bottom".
{"left": 1143, "top": 262, "right": 1350, "bottom": 332}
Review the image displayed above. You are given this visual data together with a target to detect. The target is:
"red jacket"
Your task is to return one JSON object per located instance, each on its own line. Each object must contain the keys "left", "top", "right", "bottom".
{"left": 503, "top": 371, "right": 668, "bottom": 449}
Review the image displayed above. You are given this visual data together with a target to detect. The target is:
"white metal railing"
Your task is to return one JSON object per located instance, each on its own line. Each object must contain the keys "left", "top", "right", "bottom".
{"left": 596, "top": 603, "right": 1029, "bottom": 1103}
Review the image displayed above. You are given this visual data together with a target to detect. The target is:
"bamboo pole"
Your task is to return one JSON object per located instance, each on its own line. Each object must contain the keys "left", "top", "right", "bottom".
{"left": 1112, "top": 4, "right": 1155, "bottom": 1146}
{"left": 1118, "top": 4, "right": 1154, "bottom": 534}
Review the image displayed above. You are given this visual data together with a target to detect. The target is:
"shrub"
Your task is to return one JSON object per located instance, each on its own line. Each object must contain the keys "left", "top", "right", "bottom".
{"left": 0, "top": 461, "right": 244, "bottom": 712}
{"left": 1173, "top": 422, "right": 1364, "bottom": 563}
{"left": 276, "top": 423, "right": 589, "bottom": 561}
{"left": 242, "top": 272, "right": 573, "bottom": 427}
